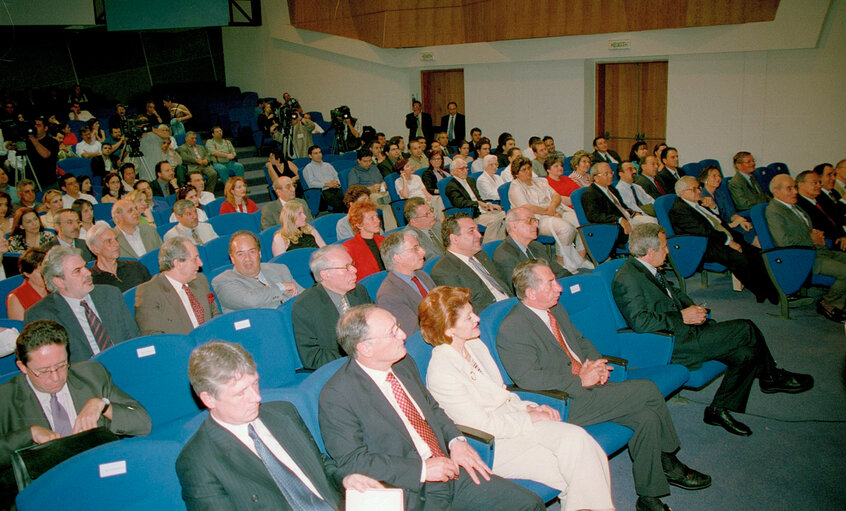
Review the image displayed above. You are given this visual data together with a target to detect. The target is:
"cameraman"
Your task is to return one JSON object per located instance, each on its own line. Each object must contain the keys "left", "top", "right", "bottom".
{"left": 283, "top": 109, "right": 316, "bottom": 159}
{"left": 333, "top": 107, "right": 361, "bottom": 153}
{"left": 25, "top": 117, "right": 60, "bottom": 189}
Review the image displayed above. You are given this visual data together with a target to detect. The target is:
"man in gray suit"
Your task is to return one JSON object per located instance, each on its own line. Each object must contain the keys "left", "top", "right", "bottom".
{"left": 177, "top": 131, "right": 219, "bottom": 193}
{"left": 176, "top": 341, "right": 381, "bottom": 510}
{"left": 1, "top": 320, "right": 151, "bottom": 508}
{"left": 213, "top": 231, "right": 302, "bottom": 313}
{"left": 112, "top": 199, "right": 162, "bottom": 259}
{"left": 493, "top": 206, "right": 570, "bottom": 287}
{"left": 260, "top": 176, "right": 312, "bottom": 231}
{"left": 766, "top": 174, "right": 846, "bottom": 322}
{"left": 43, "top": 209, "right": 94, "bottom": 262}
{"left": 376, "top": 230, "right": 435, "bottom": 335}
{"left": 497, "top": 260, "right": 710, "bottom": 511}
{"left": 134, "top": 237, "right": 220, "bottom": 335}
{"left": 403, "top": 197, "right": 444, "bottom": 260}
{"left": 25, "top": 247, "right": 140, "bottom": 362}
{"left": 728, "top": 151, "right": 769, "bottom": 211}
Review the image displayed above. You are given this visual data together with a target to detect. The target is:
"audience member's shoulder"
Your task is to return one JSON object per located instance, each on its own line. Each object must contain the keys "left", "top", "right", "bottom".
{"left": 93, "top": 283, "right": 123, "bottom": 298}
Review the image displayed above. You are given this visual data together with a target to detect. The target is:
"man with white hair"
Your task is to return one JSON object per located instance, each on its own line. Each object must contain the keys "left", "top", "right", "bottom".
{"left": 443, "top": 158, "right": 507, "bottom": 243}
{"left": 112, "top": 199, "right": 162, "bottom": 258}
{"left": 87, "top": 221, "right": 151, "bottom": 292}
{"left": 375, "top": 230, "right": 435, "bottom": 335}
{"left": 163, "top": 200, "right": 218, "bottom": 244}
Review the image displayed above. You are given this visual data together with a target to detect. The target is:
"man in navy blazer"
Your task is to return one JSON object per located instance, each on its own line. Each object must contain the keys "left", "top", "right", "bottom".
{"left": 439, "top": 101, "right": 465, "bottom": 145}
{"left": 176, "top": 341, "right": 381, "bottom": 510}
{"left": 376, "top": 230, "right": 435, "bottom": 335}
{"left": 319, "top": 305, "right": 544, "bottom": 511}
{"left": 25, "top": 246, "right": 139, "bottom": 362}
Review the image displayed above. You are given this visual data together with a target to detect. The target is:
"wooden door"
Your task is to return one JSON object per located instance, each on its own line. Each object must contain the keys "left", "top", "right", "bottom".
{"left": 596, "top": 61, "right": 667, "bottom": 158}
{"left": 421, "top": 69, "right": 465, "bottom": 133}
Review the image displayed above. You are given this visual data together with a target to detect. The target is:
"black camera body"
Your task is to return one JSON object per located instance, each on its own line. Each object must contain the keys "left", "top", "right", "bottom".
{"left": 120, "top": 116, "right": 152, "bottom": 157}
{"left": 330, "top": 106, "right": 352, "bottom": 128}
{"left": 0, "top": 119, "right": 36, "bottom": 143}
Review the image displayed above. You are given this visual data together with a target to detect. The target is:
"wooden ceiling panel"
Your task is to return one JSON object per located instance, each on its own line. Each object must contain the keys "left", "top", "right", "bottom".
{"left": 287, "top": 0, "right": 780, "bottom": 49}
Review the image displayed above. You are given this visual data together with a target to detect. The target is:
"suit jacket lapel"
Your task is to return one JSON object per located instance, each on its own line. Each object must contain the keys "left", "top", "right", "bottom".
{"left": 12, "top": 376, "right": 51, "bottom": 429}
{"left": 203, "top": 416, "right": 279, "bottom": 492}
{"left": 157, "top": 274, "right": 194, "bottom": 329}
{"left": 51, "top": 294, "right": 94, "bottom": 359}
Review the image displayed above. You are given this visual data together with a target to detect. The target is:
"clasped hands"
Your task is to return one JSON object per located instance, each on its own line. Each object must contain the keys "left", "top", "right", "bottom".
{"left": 425, "top": 440, "right": 492, "bottom": 485}
{"left": 681, "top": 305, "right": 708, "bottom": 325}
{"left": 579, "top": 358, "right": 612, "bottom": 387}
{"left": 30, "top": 397, "right": 110, "bottom": 443}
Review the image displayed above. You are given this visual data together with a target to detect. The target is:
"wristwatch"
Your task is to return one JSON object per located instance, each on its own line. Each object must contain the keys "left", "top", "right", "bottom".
{"left": 100, "top": 397, "right": 111, "bottom": 415}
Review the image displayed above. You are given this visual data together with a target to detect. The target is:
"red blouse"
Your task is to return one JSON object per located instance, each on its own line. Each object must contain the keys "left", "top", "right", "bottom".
{"left": 546, "top": 176, "right": 581, "bottom": 197}
{"left": 219, "top": 199, "right": 259, "bottom": 215}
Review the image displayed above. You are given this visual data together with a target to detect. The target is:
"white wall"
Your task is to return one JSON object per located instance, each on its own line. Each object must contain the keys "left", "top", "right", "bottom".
{"left": 222, "top": 0, "right": 845, "bottom": 174}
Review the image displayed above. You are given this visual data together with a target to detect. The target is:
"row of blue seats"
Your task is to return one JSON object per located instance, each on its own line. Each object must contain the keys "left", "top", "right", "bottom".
{"left": 13, "top": 263, "right": 728, "bottom": 509}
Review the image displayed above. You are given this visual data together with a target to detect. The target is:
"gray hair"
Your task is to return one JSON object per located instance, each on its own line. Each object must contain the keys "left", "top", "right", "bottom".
{"left": 336, "top": 304, "right": 380, "bottom": 358}
{"left": 512, "top": 259, "right": 549, "bottom": 300}
{"left": 85, "top": 221, "right": 114, "bottom": 251}
{"left": 188, "top": 341, "right": 257, "bottom": 398}
{"left": 380, "top": 230, "right": 417, "bottom": 271}
{"left": 504, "top": 206, "right": 528, "bottom": 234}
{"left": 172, "top": 199, "right": 196, "bottom": 217}
{"left": 309, "top": 244, "right": 346, "bottom": 282}
{"left": 41, "top": 246, "right": 82, "bottom": 293}
{"left": 159, "top": 236, "right": 192, "bottom": 272}
{"left": 589, "top": 161, "right": 609, "bottom": 178}
{"left": 628, "top": 223, "right": 666, "bottom": 257}
{"left": 404, "top": 197, "right": 428, "bottom": 222}
{"left": 674, "top": 175, "right": 699, "bottom": 195}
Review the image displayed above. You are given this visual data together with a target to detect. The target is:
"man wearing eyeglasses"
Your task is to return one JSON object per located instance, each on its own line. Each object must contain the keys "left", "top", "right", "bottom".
{"left": 494, "top": 206, "right": 571, "bottom": 288}
{"left": 291, "top": 245, "right": 373, "bottom": 370}
{"left": 0, "top": 320, "right": 151, "bottom": 507}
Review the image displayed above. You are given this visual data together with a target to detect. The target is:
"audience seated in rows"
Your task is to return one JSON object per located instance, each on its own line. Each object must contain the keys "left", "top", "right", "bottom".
{"left": 112, "top": 199, "right": 162, "bottom": 258}
{"left": 100, "top": 171, "right": 126, "bottom": 204}
{"left": 796, "top": 170, "right": 845, "bottom": 248}
{"left": 445, "top": 158, "right": 506, "bottom": 242}
{"left": 302, "top": 145, "right": 345, "bottom": 212}
{"left": 697, "top": 166, "right": 758, "bottom": 246}
{"left": 292, "top": 245, "right": 373, "bottom": 370}
{"left": 271, "top": 201, "right": 326, "bottom": 257}
{"left": 134, "top": 236, "right": 219, "bottom": 336}
{"left": 545, "top": 155, "right": 581, "bottom": 206}
{"left": 205, "top": 126, "right": 244, "bottom": 182}
{"left": 9, "top": 207, "right": 55, "bottom": 253}
{"left": 403, "top": 197, "right": 444, "bottom": 260}
{"left": 656, "top": 147, "right": 684, "bottom": 195}
{"left": 616, "top": 160, "right": 657, "bottom": 217}
{"left": 590, "top": 136, "right": 621, "bottom": 165}
{"left": 164, "top": 199, "right": 218, "bottom": 245}
{"left": 43, "top": 208, "right": 95, "bottom": 262}
{"left": 39, "top": 189, "right": 63, "bottom": 231}
{"left": 476, "top": 154, "right": 504, "bottom": 202}
{"left": 334, "top": 185, "right": 370, "bottom": 241}
{"left": 213, "top": 230, "right": 301, "bottom": 313}
{"left": 127, "top": 188, "right": 157, "bottom": 226}
{"left": 375, "top": 230, "right": 434, "bottom": 335}
{"left": 220, "top": 176, "right": 258, "bottom": 215}
{"left": 493, "top": 206, "right": 571, "bottom": 285}
{"left": 150, "top": 161, "right": 178, "bottom": 198}
{"left": 71, "top": 199, "right": 94, "bottom": 238}
{"left": 168, "top": 185, "right": 209, "bottom": 223}
{"left": 728, "top": 151, "right": 768, "bottom": 212}
{"left": 177, "top": 131, "right": 219, "bottom": 193}
{"left": 395, "top": 157, "right": 445, "bottom": 220}
{"left": 637, "top": 155, "right": 666, "bottom": 197}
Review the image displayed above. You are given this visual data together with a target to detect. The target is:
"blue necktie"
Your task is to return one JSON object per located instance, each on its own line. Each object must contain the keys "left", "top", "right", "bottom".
{"left": 247, "top": 424, "right": 334, "bottom": 510}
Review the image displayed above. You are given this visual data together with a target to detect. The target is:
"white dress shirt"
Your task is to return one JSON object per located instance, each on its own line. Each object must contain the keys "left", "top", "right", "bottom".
{"left": 61, "top": 294, "right": 104, "bottom": 355}
{"left": 448, "top": 250, "right": 510, "bottom": 302}
{"left": 524, "top": 304, "right": 582, "bottom": 364}
{"left": 615, "top": 180, "right": 654, "bottom": 214}
{"left": 119, "top": 226, "right": 148, "bottom": 257}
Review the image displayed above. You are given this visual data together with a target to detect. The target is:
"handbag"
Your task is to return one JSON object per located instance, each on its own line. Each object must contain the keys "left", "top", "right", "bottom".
{"left": 11, "top": 426, "right": 119, "bottom": 490}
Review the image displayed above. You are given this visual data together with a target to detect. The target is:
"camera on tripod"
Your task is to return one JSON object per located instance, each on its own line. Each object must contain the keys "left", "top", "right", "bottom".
{"left": 120, "top": 116, "right": 152, "bottom": 158}
{"left": 0, "top": 119, "right": 36, "bottom": 143}
{"left": 330, "top": 106, "right": 352, "bottom": 128}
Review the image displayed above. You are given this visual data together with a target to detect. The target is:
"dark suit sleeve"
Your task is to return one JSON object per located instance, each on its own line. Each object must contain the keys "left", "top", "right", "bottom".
{"left": 0, "top": 380, "right": 41, "bottom": 468}
{"left": 445, "top": 180, "right": 478, "bottom": 210}
{"left": 611, "top": 264, "right": 687, "bottom": 334}
{"left": 176, "top": 435, "right": 240, "bottom": 511}
{"left": 668, "top": 200, "right": 730, "bottom": 245}
{"left": 583, "top": 187, "right": 620, "bottom": 224}
{"left": 292, "top": 289, "right": 346, "bottom": 370}
{"left": 421, "top": 170, "right": 438, "bottom": 195}
{"left": 75, "top": 361, "right": 151, "bottom": 436}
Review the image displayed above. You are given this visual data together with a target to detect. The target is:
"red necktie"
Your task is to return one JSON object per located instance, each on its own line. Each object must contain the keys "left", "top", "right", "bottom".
{"left": 411, "top": 276, "right": 428, "bottom": 297}
{"left": 81, "top": 300, "right": 113, "bottom": 352}
{"left": 183, "top": 284, "right": 205, "bottom": 324}
{"left": 386, "top": 372, "right": 445, "bottom": 458}
{"left": 654, "top": 178, "right": 666, "bottom": 195}
{"left": 815, "top": 202, "right": 836, "bottom": 227}
{"left": 547, "top": 311, "right": 582, "bottom": 375}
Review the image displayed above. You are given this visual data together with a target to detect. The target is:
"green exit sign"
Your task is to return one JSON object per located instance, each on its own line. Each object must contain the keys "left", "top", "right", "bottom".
{"left": 608, "top": 39, "right": 631, "bottom": 50}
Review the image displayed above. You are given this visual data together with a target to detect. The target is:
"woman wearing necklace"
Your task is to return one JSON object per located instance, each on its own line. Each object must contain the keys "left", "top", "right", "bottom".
{"left": 421, "top": 286, "right": 614, "bottom": 511}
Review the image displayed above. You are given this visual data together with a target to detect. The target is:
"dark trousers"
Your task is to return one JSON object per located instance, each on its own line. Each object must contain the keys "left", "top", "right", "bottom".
{"left": 706, "top": 242, "right": 777, "bottom": 302}
{"left": 413, "top": 469, "right": 544, "bottom": 511}
{"left": 321, "top": 188, "right": 345, "bottom": 212}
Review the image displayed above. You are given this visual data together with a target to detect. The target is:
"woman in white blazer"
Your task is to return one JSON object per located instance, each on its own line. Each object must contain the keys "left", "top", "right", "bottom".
{"left": 420, "top": 286, "right": 614, "bottom": 511}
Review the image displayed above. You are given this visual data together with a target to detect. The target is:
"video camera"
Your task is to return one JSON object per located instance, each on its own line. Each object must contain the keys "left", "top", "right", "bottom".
{"left": 119, "top": 116, "right": 152, "bottom": 158}
{"left": 0, "top": 119, "right": 36, "bottom": 143}
{"left": 330, "top": 106, "right": 352, "bottom": 128}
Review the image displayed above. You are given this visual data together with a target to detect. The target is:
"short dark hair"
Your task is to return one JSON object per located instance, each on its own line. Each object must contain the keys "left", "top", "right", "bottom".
{"left": 18, "top": 246, "right": 48, "bottom": 275}
{"left": 155, "top": 160, "right": 171, "bottom": 177}
{"left": 308, "top": 145, "right": 320, "bottom": 156}
{"left": 59, "top": 174, "right": 77, "bottom": 189}
{"left": 356, "top": 148, "right": 371, "bottom": 161}
{"left": 447, "top": 101, "right": 457, "bottom": 108}
{"left": 592, "top": 136, "right": 606, "bottom": 147}
{"left": 470, "top": 127, "right": 481, "bottom": 135}
{"left": 812, "top": 163, "right": 834, "bottom": 175}
{"left": 412, "top": 100, "right": 422, "bottom": 107}
{"left": 16, "top": 320, "right": 70, "bottom": 366}
{"left": 660, "top": 146, "right": 677, "bottom": 162}
{"left": 441, "top": 212, "right": 472, "bottom": 248}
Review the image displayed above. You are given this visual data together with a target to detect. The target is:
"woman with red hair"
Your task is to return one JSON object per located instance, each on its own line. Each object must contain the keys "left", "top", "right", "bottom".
{"left": 342, "top": 201, "right": 385, "bottom": 281}
{"left": 220, "top": 176, "right": 258, "bottom": 214}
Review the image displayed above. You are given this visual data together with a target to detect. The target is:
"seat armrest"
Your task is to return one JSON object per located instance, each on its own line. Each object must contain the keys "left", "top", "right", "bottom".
{"left": 457, "top": 425, "right": 494, "bottom": 445}
{"left": 602, "top": 355, "right": 628, "bottom": 367}
{"left": 458, "top": 425, "right": 495, "bottom": 465}
{"left": 505, "top": 386, "right": 568, "bottom": 401}
{"left": 295, "top": 368, "right": 314, "bottom": 374}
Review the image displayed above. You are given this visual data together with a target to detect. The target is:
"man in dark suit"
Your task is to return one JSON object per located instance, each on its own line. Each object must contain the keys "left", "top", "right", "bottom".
{"left": 318, "top": 305, "right": 545, "bottom": 511}
{"left": 134, "top": 237, "right": 220, "bottom": 336}
{"left": 637, "top": 155, "right": 667, "bottom": 198}
{"left": 655, "top": 147, "right": 684, "bottom": 195}
{"left": 589, "top": 136, "right": 622, "bottom": 165}
{"left": 0, "top": 320, "right": 151, "bottom": 508}
{"left": 25, "top": 247, "right": 140, "bottom": 362}
{"left": 444, "top": 158, "right": 507, "bottom": 243}
{"left": 582, "top": 162, "right": 642, "bottom": 251}
{"left": 292, "top": 245, "right": 373, "bottom": 370}
{"left": 43, "top": 209, "right": 95, "bottom": 262}
{"left": 404, "top": 198, "right": 444, "bottom": 260}
{"left": 613, "top": 224, "right": 813, "bottom": 438}
{"left": 176, "top": 341, "right": 381, "bottom": 510}
{"left": 767, "top": 174, "right": 846, "bottom": 322}
{"left": 439, "top": 101, "right": 465, "bottom": 145}
{"left": 431, "top": 213, "right": 513, "bottom": 313}
{"left": 796, "top": 170, "right": 846, "bottom": 249}
{"left": 670, "top": 176, "right": 778, "bottom": 304}
{"left": 376, "top": 230, "right": 435, "bottom": 335}
{"left": 405, "top": 100, "right": 433, "bottom": 142}
{"left": 497, "top": 260, "right": 710, "bottom": 511}
{"left": 493, "top": 206, "right": 570, "bottom": 285}
{"left": 149, "top": 161, "right": 178, "bottom": 198}
{"left": 814, "top": 163, "right": 846, "bottom": 225}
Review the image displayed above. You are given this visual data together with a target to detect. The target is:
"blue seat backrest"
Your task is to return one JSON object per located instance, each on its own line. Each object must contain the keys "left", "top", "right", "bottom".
{"left": 682, "top": 162, "right": 702, "bottom": 177}
{"left": 0, "top": 275, "right": 25, "bottom": 318}
{"left": 384, "top": 174, "right": 401, "bottom": 202}
{"left": 155, "top": 221, "right": 176, "bottom": 241}
{"left": 209, "top": 212, "right": 259, "bottom": 236}
{"left": 270, "top": 247, "right": 317, "bottom": 288}
{"left": 556, "top": 274, "right": 622, "bottom": 356}
{"left": 191, "top": 308, "right": 305, "bottom": 388}
{"left": 202, "top": 234, "right": 234, "bottom": 272}
{"left": 360, "top": 271, "right": 388, "bottom": 300}
{"left": 437, "top": 176, "right": 456, "bottom": 210}
{"left": 422, "top": 255, "right": 440, "bottom": 275}
{"left": 138, "top": 249, "right": 160, "bottom": 276}
{"left": 698, "top": 158, "right": 721, "bottom": 173}
{"left": 570, "top": 187, "right": 588, "bottom": 224}
{"left": 92, "top": 334, "right": 200, "bottom": 426}
{"left": 477, "top": 297, "right": 520, "bottom": 385}
{"left": 404, "top": 331, "right": 433, "bottom": 381}
{"left": 296, "top": 357, "right": 349, "bottom": 452}
{"left": 92, "top": 203, "right": 114, "bottom": 223}
{"left": 481, "top": 240, "right": 502, "bottom": 259}
{"left": 497, "top": 182, "right": 511, "bottom": 212}
{"left": 749, "top": 203, "right": 776, "bottom": 250}
{"left": 653, "top": 194, "right": 677, "bottom": 236}
{"left": 123, "top": 286, "right": 137, "bottom": 312}
{"left": 259, "top": 227, "right": 276, "bottom": 261}
{"left": 312, "top": 213, "right": 346, "bottom": 246}
{"left": 204, "top": 197, "right": 226, "bottom": 218}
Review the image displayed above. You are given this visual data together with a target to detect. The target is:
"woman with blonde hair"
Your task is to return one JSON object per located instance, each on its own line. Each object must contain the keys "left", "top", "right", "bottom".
{"left": 39, "top": 190, "right": 64, "bottom": 231}
{"left": 271, "top": 201, "right": 325, "bottom": 256}
{"left": 421, "top": 286, "right": 614, "bottom": 511}
{"left": 126, "top": 189, "right": 157, "bottom": 226}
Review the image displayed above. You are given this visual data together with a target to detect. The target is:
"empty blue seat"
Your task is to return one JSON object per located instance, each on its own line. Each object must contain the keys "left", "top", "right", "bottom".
{"left": 138, "top": 249, "right": 160, "bottom": 275}
{"left": 270, "top": 247, "right": 317, "bottom": 288}
{"left": 359, "top": 270, "right": 388, "bottom": 299}
{"left": 312, "top": 213, "right": 345, "bottom": 246}
{"left": 202, "top": 234, "right": 234, "bottom": 272}
{"left": 0, "top": 275, "right": 24, "bottom": 318}
{"left": 209, "top": 212, "right": 259, "bottom": 236}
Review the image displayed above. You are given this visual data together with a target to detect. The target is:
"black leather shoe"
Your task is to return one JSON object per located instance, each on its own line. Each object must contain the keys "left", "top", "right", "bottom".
{"left": 661, "top": 453, "right": 712, "bottom": 491}
{"left": 816, "top": 301, "right": 846, "bottom": 323}
{"left": 703, "top": 406, "right": 752, "bottom": 436}
{"left": 759, "top": 368, "right": 814, "bottom": 394}
{"left": 636, "top": 496, "right": 672, "bottom": 511}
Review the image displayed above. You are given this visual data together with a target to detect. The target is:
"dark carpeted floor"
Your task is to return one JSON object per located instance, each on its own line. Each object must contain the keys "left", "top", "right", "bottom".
{"left": 550, "top": 273, "right": 846, "bottom": 511}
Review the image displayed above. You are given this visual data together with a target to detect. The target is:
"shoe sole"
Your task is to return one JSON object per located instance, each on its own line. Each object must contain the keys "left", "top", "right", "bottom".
{"left": 666, "top": 478, "right": 712, "bottom": 491}
{"left": 703, "top": 417, "right": 752, "bottom": 436}
{"left": 759, "top": 385, "right": 813, "bottom": 394}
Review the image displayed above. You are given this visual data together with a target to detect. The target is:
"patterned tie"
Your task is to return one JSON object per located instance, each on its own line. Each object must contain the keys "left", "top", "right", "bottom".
{"left": 183, "top": 284, "right": 205, "bottom": 324}
{"left": 411, "top": 275, "right": 428, "bottom": 297}
{"left": 191, "top": 228, "right": 202, "bottom": 244}
{"left": 81, "top": 300, "right": 113, "bottom": 352}
{"left": 247, "top": 425, "right": 334, "bottom": 510}
{"left": 385, "top": 372, "right": 445, "bottom": 458}
{"left": 50, "top": 393, "right": 73, "bottom": 437}
{"left": 340, "top": 295, "right": 350, "bottom": 313}
{"left": 654, "top": 271, "right": 682, "bottom": 310}
{"left": 447, "top": 116, "right": 454, "bottom": 141}
{"left": 468, "top": 256, "right": 508, "bottom": 296}
{"left": 605, "top": 188, "right": 631, "bottom": 219}
{"left": 546, "top": 311, "right": 582, "bottom": 375}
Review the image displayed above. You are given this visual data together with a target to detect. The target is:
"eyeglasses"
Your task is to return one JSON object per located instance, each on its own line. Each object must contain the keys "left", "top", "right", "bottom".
{"left": 28, "top": 361, "right": 69, "bottom": 377}
{"left": 363, "top": 321, "right": 403, "bottom": 342}
{"left": 327, "top": 263, "right": 356, "bottom": 271}
{"left": 518, "top": 218, "right": 539, "bottom": 225}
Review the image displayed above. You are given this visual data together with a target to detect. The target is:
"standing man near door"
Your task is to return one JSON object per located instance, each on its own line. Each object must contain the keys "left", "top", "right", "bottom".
{"left": 440, "top": 101, "right": 466, "bottom": 146}
{"left": 405, "top": 100, "right": 433, "bottom": 143}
